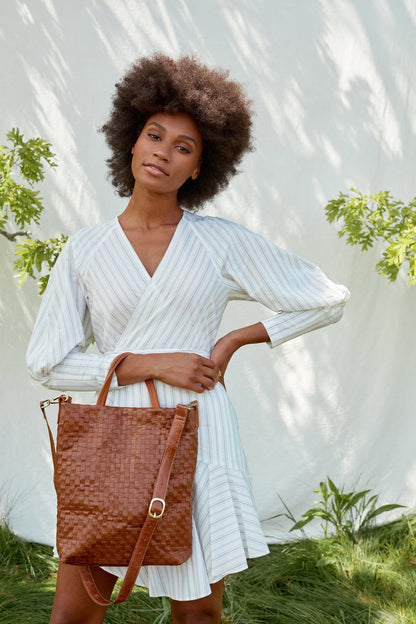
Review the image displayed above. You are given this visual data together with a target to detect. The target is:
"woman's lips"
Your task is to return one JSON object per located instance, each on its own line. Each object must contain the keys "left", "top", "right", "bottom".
{"left": 143, "top": 162, "right": 169, "bottom": 176}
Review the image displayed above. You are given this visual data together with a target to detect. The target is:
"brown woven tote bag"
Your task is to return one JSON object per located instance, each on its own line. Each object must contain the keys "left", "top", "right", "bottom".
{"left": 40, "top": 352, "right": 199, "bottom": 605}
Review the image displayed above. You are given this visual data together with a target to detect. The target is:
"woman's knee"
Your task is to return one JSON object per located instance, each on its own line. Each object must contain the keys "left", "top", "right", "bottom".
{"left": 49, "top": 598, "right": 108, "bottom": 624}
{"left": 49, "top": 609, "right": 88, "bottom": 624}
{"left": 170, "top": 579, "right": 224, "bottom": 624}
{"left": 49, "top": 599, "right": 108, "bottom": 624}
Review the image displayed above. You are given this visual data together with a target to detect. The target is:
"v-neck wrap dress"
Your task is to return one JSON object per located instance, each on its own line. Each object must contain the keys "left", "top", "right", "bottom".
{"left": 27, "top": 210, "right": 350, "bottom": 600}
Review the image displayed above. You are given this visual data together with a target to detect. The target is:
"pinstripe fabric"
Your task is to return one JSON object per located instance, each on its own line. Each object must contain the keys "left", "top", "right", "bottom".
{"left": 27, "top": 211, "right": 349, "bottom": 600}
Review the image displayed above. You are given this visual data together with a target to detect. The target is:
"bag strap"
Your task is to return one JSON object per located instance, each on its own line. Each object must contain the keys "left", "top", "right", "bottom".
{"left": 40, "top": 395, "right": 70, "bottom": 472}
{"left": 79, "top": 400, "right": 193, "bottom": 605}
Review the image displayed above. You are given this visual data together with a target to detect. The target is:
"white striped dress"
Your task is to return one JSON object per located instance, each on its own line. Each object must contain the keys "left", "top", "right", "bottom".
{"left": 26, "top": 210, "right": 350, "bottom": 600}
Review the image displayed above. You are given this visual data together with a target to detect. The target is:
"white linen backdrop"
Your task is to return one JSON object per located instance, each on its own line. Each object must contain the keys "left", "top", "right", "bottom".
{"left": 1, "top": 0, "right": 415, "bottom": 545}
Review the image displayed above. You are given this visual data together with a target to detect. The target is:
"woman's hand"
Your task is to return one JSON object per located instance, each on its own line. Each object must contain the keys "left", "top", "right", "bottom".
{"left": 115, "top": 352, "right": 221, "bottom": 393}
{"left": 211, "top": 323, "right": 270, "bottom": 385}
{"left": 210, "top": 333, "right": 240, "bottom": 385}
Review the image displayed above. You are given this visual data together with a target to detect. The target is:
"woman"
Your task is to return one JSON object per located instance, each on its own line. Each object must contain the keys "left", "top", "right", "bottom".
{"left": 27, "top": 54, "right": 350, "bottom": 624}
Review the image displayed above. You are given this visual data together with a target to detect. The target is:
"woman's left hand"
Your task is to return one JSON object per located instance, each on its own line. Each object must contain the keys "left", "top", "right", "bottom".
{"left": 211, "top": 323, "right": 270, "bottom": 387}
{"left": 210, "top": 333, "right": 239, "bottom": 385}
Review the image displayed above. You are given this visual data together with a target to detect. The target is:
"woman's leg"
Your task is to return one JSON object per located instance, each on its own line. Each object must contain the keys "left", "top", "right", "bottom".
{"left": 170, "top": 579, "right": 224, "bottom": 624}
{"left": 49, "top": 562, "right": 117, "bottom": 624}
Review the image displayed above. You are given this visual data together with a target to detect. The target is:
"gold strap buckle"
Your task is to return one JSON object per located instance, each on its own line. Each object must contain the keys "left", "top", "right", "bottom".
{"left": 148, "top": 498, "right": 166, "bottom": 519}
{"left": 40, "top": 394, "right": 70, "bottom": 409}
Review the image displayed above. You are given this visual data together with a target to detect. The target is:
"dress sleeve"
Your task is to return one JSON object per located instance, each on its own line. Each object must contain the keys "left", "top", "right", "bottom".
{"left": 222, "top": 223, "right": 350, "bottom": 348}
{"left": 26, "top": 237, "right": 117, "bottom": 391}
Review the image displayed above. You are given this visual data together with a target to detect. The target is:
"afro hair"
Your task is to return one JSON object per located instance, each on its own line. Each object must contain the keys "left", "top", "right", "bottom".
{"left": 101, "top": 54, "right": 253, "bottom": 210}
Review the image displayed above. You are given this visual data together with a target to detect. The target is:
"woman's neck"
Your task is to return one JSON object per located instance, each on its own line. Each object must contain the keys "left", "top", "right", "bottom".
{"left": 120, "top": 186, "right": 182, "bottom": 228}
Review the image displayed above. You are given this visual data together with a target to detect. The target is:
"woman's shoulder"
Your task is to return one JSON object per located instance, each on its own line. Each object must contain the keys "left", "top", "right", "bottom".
{"left": 69, "top": 217, "right": 117, "bottom": 247}
{"left": 185, "top": 211, "right": 252, "bottom": 239}
{"left": 64, "top": 217, "right": 118, "bottom": 270}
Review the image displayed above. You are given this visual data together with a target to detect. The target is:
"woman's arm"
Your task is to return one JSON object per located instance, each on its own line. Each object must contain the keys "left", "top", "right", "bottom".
{"left": 217, "top": 219, "right": 350, "bottom": 349}
{"left": 115, "top": 352, "right": 221, "bottom": 393}
{"left": 26, "top": 237, "right": 119, "bottom": 391}
{"left": 116, "top": 324, "right": 268, "bottom": 392}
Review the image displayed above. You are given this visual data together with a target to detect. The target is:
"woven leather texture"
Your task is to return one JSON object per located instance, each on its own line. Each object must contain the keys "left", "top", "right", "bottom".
{"left": 54, "top": 401, "right": 198, "bottom": 566}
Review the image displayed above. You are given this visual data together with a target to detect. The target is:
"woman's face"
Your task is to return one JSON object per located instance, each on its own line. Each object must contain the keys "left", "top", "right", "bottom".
{"left": 131, "top": 111, "right": 202, "bottom": 197}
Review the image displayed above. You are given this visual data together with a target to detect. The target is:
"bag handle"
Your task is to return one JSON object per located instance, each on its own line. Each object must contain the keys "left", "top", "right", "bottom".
{"left": 96, "top": 352, "right": 160, "bottom": 408}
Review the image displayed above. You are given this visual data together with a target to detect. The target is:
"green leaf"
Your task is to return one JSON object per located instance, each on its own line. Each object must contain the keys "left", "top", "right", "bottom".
{"left": 362, "top": 504, "right": 406, "bottom": 525}
{"left": 327, "top": 478, "right": 341, "bottom": 498}
{"left": 319, "top": 481, "right": 329, "bottom": 498}
{"left": 290, "top": 518, "right": 314, "bottom": 531}
{"left": 343, "top": 490, "right": 372, "bottom": 512}
{"left": 316, "top": 555, "right": 336, "bottom": 568}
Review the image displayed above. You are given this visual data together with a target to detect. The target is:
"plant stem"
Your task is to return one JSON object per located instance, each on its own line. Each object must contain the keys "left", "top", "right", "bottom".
{"left": 0, "top": 228, "right": 31, "bottom": 241}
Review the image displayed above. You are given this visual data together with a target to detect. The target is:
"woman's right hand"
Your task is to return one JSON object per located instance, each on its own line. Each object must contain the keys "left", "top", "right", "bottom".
{"left": 115, "top": 352, "right": 221, "bottom": 393}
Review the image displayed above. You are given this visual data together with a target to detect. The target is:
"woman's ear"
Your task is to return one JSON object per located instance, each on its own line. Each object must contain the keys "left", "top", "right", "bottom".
{"left": 191, "top": 168, "right": 200, "bottom": 180}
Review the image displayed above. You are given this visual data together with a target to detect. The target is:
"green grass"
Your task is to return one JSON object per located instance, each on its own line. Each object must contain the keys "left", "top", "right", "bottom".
{"left": 222, "top": 517, "right": 416, "bottom": 623}
{"left": 1, "top": 516, "right": 416, "bottom": 623}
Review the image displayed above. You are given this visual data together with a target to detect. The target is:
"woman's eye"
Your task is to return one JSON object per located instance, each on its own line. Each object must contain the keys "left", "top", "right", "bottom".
{"left": 176, "top": 145, "right": 191, "bottom": 153}
{"left": 147, "top": 133, "right": 160, "bottom": 140}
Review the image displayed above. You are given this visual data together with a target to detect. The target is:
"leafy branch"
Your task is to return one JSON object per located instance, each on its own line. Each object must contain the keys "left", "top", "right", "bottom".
{"left": 0, "top": 128, "right": 66, "bottom": 294}
{"left": 14, "top": 235, "right": 68, "bottom": 295}
{"left": 325, "top": 188, "right": 416, "bottom": 285}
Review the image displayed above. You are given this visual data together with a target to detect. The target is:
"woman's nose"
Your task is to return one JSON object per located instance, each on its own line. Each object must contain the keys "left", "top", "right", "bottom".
{"left": 153, "top": 149, "right": 169, "bottom": 162}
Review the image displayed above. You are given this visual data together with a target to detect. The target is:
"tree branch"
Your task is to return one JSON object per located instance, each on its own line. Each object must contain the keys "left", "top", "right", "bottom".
{"left": 0, "top": 228, "right": 31, "bottom": 241}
